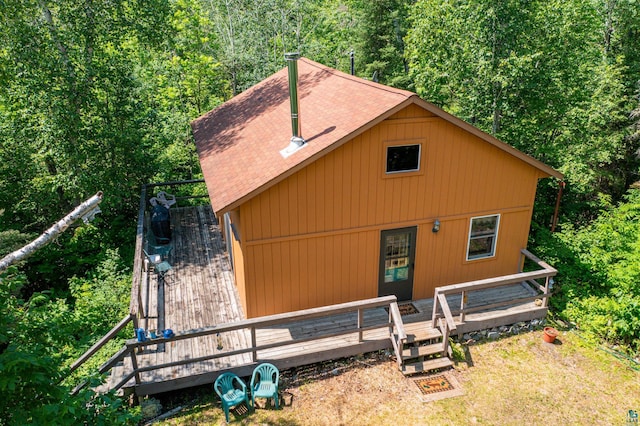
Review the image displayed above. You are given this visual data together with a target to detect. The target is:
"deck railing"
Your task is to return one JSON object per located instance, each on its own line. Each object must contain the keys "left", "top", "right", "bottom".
{"left": 71, "top": 190, "right": 557, "bottom": 394}
{"left": 104, "top": 295, "right": 400, "bottom": 393}
{"left": 431, "top": 248, "right": 557, "bottom": 354}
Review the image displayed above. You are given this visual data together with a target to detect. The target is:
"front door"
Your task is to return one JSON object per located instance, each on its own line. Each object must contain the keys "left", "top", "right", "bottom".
{"left": 378, "top": 227, "right": 416, "bottom": 301}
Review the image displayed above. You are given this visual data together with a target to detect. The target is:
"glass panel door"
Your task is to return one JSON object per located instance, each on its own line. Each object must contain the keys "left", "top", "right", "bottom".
{"left": 378, "top": 227, "right": 416, "bottom": 301}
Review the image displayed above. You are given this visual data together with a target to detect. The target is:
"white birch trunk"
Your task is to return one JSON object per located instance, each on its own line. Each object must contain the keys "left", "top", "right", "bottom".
{"left": 0, "top": 192, "right": 103, "bottom": 274}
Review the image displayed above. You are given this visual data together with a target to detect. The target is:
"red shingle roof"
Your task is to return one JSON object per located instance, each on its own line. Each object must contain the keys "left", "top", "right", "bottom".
{"left": 191, "top": 58, "right": 416, "bottom": 215}
{"left": 192, "top": 57, "right": 562, "bottom": 215}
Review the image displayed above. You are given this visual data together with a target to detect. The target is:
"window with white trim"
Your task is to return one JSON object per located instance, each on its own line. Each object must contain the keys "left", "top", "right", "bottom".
{"left": 466, "top": 214, "right": 500, "bottom": 260}
{"left": 386, "top": 144, "right": 421, "bottom": 173}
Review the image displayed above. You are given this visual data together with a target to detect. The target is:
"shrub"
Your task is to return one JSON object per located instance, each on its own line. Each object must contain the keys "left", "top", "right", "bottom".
{"left": 533, "top": 188, "right": 640, "bottom": 354}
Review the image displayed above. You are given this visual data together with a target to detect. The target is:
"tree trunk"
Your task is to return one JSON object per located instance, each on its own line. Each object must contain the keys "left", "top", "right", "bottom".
{"left": 0, "top": 192, "right": 103, "bottom": 274}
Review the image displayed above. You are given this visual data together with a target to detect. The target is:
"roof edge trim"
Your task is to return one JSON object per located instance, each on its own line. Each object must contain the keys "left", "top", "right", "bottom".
{"left": 410, "top": 97, "right": 564, "bottom": 180}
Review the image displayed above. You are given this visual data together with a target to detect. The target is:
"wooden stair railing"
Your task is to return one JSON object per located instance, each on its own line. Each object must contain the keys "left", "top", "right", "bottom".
{"left": 68, "top": 315, "right": 133, "bottom": 375}
{"left": 388, "top": 302, "right": 407, "bottom": 370}
{"left": 396, "top": 293, "right": 456, "bottom": 375}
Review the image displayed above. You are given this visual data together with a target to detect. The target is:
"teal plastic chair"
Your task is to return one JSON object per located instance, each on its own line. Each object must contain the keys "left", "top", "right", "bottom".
{"left": 214, "top": 372, "right": 251, "bottom": 422}
{"left": 250, "top": 363, "right": 279, "bottom": 409}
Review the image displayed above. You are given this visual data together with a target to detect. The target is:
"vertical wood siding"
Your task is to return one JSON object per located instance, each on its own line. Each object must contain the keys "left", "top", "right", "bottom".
{"left": 229, "top": 210, "right": 247, "bottom": 311}
{"left": 231, "top": 232, "right": 247, "bottom": 311}
{"left": 236, "top": 106, "right": 545, "bottom": 317}
{"left": 244, "top": 230, "right": 379, "bottom": 317}
{"left": 412, "top": 209, "right": 533, "bottom": 300}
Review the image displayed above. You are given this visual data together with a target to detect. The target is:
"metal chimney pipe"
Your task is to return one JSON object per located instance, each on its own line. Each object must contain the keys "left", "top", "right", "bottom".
{"left": 350, "top": 50, "right": 355, "bottom": 76}
{"left": 285, "top": 52, "right": 305, "bottom": 146}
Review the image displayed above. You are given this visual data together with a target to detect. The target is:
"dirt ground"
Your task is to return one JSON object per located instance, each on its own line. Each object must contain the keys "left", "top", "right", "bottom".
{"left": 154, "top": 328, "right": 640, "bottom": 425}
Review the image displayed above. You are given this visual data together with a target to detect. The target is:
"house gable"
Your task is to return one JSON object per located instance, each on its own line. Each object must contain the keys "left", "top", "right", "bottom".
{"left": 192, "top": 58, "right": 562, "bottom": 219}
{"left": 192, "top": 58, "right": 416, "bottom": 217}
{"left": 192, "top": 58, "right": 564, "bottom": 317}
{"left": 240, "top": 105, "right": 544, "bottom": 243}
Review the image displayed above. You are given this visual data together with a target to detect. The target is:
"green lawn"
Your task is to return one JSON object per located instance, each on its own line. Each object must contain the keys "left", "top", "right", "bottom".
{"left": 152, "top": 327, "right": 640, "bottom": 425}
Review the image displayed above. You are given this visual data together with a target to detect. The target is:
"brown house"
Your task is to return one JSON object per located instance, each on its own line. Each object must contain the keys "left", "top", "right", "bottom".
{"left": 191, "top": 57, "right": 562, "bottom": 318}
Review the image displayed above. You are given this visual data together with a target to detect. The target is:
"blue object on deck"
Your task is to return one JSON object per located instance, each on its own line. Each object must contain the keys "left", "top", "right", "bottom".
{"left": 150, "top": 202, "right": 171, "bottom": 243}
{"left": 136, "top": 328, "right": 147, "bottom": 342}
{"left": 163, "top": 329, "right": 174, "bottom": 338}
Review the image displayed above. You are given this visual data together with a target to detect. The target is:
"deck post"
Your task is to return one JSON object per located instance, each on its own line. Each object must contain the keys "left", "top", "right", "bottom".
{"left": 431, "top": 290, "right": 439, "bottom": 328}
{"left": 142, "top": 269, "right": 149, "bottom": 331}
{"left": 137, "top": 286, "right": 144, "bottom": 328}
{"left": 131, "top": 313, "right": 139, "bottom": 332}
{"left": 439, "top": 318, "right": 450, "bottom": 357}
{"left": 543, "top": 277, "right": 550, "bottom": 308}
{"left": 251, "top": 327, "right": 257, "bottom": 362}
{"left": 129, "top": 346, "right": 141, "bottom": 385}
{"left": 459, "top": 291, "right": 466, "bottom": 323}
{"left": 358, "top": 308, "right": 364, "bottom": 342}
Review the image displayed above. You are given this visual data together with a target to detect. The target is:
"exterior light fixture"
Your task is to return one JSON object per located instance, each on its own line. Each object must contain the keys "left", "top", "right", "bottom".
{"left": 432, "top": 219, "right": 440, "bottom": 233}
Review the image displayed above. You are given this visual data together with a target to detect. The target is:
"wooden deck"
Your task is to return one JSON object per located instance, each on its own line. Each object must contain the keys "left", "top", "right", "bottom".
{"left": 142, "top": 205, "right": 247, "bottom": 334}
{"left": 108, "top": 206, "right": 252, "bottom": 393}
{"left": 107, "top": 205, "right": 548, "bottom": 396}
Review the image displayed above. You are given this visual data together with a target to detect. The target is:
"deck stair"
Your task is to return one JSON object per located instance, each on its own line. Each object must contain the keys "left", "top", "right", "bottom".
{"left": 399, "top": 321, "right": 453, "bottom": 375}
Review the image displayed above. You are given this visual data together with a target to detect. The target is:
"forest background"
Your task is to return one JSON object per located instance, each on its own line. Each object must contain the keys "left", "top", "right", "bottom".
{"left": 0, "top": 0, "right": 638, "bottom": 423}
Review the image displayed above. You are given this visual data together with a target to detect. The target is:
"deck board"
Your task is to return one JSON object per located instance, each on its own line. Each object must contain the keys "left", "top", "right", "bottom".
{"left": 107, "top": 205, "right": 546, "bottom": 396}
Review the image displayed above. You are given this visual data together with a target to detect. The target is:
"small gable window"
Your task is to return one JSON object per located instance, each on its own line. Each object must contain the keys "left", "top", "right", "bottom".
{"left": 466, "top": 214, "right": 500, "bottom": 260}
{"left": 386, "top": 144, "right": 421, "bottom": 173}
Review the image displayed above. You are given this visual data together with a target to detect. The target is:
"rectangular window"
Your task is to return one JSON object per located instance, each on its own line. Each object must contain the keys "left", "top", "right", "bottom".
{"left": 386, "top": 144, "right": 421, "bottom": 173}
{"left": 466, "top": 214, "right": 500, "bottom": 260}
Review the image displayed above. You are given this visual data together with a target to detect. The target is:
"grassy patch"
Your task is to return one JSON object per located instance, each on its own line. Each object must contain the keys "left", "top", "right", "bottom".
{"left": 155, "top": 329, "right": 640, "bottom": 425}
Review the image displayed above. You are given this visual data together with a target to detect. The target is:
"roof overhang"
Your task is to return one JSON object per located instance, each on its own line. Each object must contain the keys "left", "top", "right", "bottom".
{"left": 213, "top": 97, "right": 418, "bottom": 217}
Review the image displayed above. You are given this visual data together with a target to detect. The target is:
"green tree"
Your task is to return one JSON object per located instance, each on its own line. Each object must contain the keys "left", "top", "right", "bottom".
{"left": 136, "top": 0, "right": 228, "bottom": 183}
{"left": 534, "top": 188, "right": 640, "bottom": 354}
{"left": 297, "top": 0, "right": 360, "bottom": 72}
{"left": 206, "top": 0, "right": 296, "bottom": 94}
{"left": 406, "top": 0, "right": 639, "bottom": 219}
{"left": 0, "top": 262, "right": 138, "bottom": 425}
{"left": 351, "top": 0, "right": 411, "bottom": 87}
{"left": 205, "top": 0, "right": 359, "bottom": 94}
{"left": 0, "top": 1, "right": 178, "bottom": 421}
{"left": 0, "top": 0, "right": 170, "bottom": 231}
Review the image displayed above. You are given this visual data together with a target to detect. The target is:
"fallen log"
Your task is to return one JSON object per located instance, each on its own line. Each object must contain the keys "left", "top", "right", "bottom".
{"left": 0, "top": 192, "right": 103, "bottom": 274}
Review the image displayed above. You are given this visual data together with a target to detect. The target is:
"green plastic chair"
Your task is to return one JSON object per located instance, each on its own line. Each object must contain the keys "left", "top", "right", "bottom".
{"left": 214, "top": 372, "right": 251, "bottom": 422}
{"left": 250, "top": 363, "right": 279, "bottom": 409}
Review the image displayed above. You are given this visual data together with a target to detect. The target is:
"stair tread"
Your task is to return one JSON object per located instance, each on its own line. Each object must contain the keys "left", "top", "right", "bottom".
{"left": 401, "top": 342, "right": 444, "bottom": 359}
{"left": 402, "top": 357, "right": 453, "bottom": 375}
{"left": 405, "top": 327, "right": 442, "bottom": 343}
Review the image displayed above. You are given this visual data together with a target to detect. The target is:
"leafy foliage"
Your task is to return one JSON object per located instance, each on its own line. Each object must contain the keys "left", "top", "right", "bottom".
{"left": 0, "top": 0, "right": 639, "bottom": 420}
{"left": 0, "top": 249, "right": 137, "bottom": 424}
{"left": 351, "top": 0, "right": 411, "bottom": 87}
{"left": 0, "top": 230, "right": 35, "bottom": 258}
{"left": 533, "top": 189, "right": 640, "bottom": 353}
{"left": 406, "top": 0, "right": 639, "bottom": 211}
